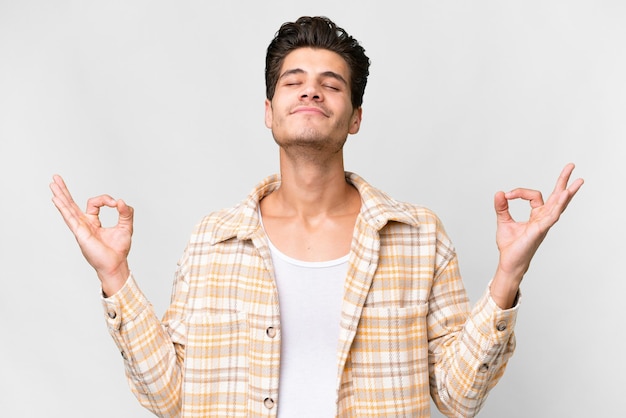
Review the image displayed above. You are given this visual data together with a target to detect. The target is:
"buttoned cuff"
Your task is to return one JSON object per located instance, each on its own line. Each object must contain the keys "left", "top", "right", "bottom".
{"left": 471, "top": 285, "right": 520, "bottom": 342}
{"left": 101, "top": 273, "right": 150, "bottom": 331}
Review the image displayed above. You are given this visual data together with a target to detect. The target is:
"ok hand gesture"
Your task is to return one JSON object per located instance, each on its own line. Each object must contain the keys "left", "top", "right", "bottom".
{"left": 50, "top": 175, "right": 133, "bottom": 296}
{"left": 490, "top": 163, "right": 584, "bottom": 308}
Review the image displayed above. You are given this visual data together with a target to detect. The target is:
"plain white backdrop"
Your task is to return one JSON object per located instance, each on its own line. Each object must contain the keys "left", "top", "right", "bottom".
{"left": 1, "top": 1, "right": 623, "bottom": 416}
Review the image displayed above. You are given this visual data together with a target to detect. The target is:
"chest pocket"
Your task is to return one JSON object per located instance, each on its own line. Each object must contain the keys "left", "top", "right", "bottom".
{"left": 182, "top": 312, "right": 249, "bottom": 417}
{"left": 347, "top": 303, "right": 430, "bottom": 416}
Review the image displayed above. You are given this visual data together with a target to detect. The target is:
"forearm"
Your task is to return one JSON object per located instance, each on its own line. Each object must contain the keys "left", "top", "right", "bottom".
{"left": 102, "top": 275, "right": 183, "bottom": 417}
{"left": 430, "top": 288, "right": 518, "bottom": 417}
{"left": 427, "top": 252, "right": 519, "bottom": 417}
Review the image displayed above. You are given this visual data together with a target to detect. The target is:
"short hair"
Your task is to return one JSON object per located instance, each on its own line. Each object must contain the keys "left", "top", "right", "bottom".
{"left": 265, "top": 16, "right": 370, "bottom": 108}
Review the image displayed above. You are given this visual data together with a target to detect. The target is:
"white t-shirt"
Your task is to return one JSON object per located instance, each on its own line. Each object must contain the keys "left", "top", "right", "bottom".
{"left": 265, "top": 238, "right": 348, "bottom": 417}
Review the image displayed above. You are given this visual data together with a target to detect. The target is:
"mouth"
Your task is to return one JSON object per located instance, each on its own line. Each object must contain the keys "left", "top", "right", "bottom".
{"left": 290, "top": 106, "right": 328, "bottom": 117}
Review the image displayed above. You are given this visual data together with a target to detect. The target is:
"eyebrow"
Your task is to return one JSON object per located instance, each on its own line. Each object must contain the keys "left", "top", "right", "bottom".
{"left": 278, "top": 68, "right": 348, "bottom": 86}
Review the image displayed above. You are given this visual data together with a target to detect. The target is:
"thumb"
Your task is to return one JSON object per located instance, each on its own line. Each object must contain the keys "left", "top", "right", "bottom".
{"left": 116, "top": 199, "right": 134, "bottom": 231}
{"left": 494, "top": 191, "right": 513, "bottom": 223}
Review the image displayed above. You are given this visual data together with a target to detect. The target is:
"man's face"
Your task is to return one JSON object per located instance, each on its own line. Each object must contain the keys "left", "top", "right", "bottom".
{"left": 265, "top": 47, "right": 362, "bottom": 155}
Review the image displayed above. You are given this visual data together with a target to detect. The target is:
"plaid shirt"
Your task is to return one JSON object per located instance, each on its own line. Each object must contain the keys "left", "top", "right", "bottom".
{"left": 102, "top": 172, "right": 518, "bottom": 417}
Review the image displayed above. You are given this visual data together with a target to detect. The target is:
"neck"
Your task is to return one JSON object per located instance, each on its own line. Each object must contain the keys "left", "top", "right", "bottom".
{"left": 268, "top": 148, "right": 356, "bottom": 218}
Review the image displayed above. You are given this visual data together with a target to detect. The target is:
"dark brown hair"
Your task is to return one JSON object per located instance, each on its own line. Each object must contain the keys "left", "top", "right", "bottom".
{"left": 265, "top": 16, "right": 370, "bottom": 108}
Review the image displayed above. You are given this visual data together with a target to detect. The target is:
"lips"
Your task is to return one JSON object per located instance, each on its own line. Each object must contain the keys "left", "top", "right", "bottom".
{"left": 290, "top": 105, "right": 328, "bottom": 116}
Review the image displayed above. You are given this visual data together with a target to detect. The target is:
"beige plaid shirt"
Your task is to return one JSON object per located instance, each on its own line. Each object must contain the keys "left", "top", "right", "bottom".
{"left": 102, "top": 172, "right": 518, "bottom": 417}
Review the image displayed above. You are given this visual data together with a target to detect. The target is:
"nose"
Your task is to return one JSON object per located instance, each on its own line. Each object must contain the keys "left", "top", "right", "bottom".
{"left": 300, "top": 82, "right": 322, "bottom": 101}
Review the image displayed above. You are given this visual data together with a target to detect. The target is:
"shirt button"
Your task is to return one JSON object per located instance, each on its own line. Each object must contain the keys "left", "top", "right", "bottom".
{"left": 496, "top": 320, "right": 507, "bottom": 332}
{"left": 120, "top": 351, "right": 127, "bottom": 360}
{"left": 263, "top": 397, "right": 275, "bottom": 409}
{"left": 266, "top": 326, "right": 277, "bottom": 338}
{"left": 479, "top": 363, "right": 489, "bottom": 373}
{"left": 107, "top": 310, "right": 117, "bottom": 319}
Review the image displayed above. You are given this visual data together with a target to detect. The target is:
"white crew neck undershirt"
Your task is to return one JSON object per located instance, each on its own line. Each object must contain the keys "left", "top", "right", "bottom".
{"left": 260, "top": 215, "right": 348, "bottom": 417}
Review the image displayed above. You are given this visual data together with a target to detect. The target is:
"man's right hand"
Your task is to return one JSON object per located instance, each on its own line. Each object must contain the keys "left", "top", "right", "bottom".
{"left": 50, "top": 175, "right": 133, "bottom": 296}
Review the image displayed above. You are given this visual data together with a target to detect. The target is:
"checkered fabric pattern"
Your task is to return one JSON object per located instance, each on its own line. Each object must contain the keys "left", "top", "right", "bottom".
{"left": 102, "top": 172, "right": 518, "bottom": 417}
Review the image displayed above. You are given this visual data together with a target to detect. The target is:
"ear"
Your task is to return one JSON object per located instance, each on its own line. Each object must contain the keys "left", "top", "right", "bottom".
{"left": 348, "top": 107, "right": 363, "bottom": 135}
{"left": 264, "top": 99, "right": 273, "bottom": 129}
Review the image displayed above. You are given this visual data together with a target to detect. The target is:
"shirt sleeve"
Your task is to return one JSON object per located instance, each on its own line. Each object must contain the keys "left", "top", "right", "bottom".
{"left": 101, "top": 273, "right": 184, "bottom": 418}
{"left": 428, "top": 251, "right": 519, "bottom": 418}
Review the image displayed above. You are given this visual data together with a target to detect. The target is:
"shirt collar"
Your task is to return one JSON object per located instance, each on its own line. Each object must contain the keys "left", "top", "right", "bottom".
{"left": 209, "top": 172, "right": 421, "bottom": 245}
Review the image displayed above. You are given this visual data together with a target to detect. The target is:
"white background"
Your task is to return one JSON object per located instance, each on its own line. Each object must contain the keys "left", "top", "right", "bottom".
{"left": 1, "top": 1, "right": 623, "bottom": 417}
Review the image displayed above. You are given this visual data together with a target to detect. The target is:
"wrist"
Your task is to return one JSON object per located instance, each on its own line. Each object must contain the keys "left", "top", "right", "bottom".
{"left": 98, "top": 263, "right": 130, "bottom": 297}
{"left": 490, "top": 265, "right": 523, "bottom": 309}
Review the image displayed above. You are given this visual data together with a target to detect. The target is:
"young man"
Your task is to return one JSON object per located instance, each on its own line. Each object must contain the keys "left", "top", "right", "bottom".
{"left": 50, "top": 16, "right": 583, "bottom": 417}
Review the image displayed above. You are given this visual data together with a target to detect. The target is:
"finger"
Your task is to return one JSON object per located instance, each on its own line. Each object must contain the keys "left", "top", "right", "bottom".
{"left": 50, "top": 175, "right": 93, "bottom": 226}
{"left": 494, "top": 191, "right": 514, "bottom": 223}
{"left": 545, "top": 165, "right": 584, "bottom": 212}
{"left": 567, "top": 177, "right": 584, "bottom": 196}
{"left": 50, "top": 176, "right": 85, "bottom": 231}
{"left": 51, "top": 174, "right": 80, "bottom": 210}
{"left": 51, "top": 192, "right": 90, "bottom": 238}
{"left": 50, "top": 175, "right": 75, "bottom": 209}
{"left": 51, "top": 191, "right": 79, "bottom": 232}
{"left": 554, "top": 177, "right": 585, "bottom": 215}
{"left": 534, "top": 189, "right": 573, "bottom": 230}
{"left": 537, "top": 175, "right": 584, "bottom": 228}
{"left": 85, "top": 195, "right": 118, "bottom": 216}
{"left": 552, "top": 163, "right": 576, "bottom": 194}
{"left": 504, "top": 188, "right": 544, "bottom": 209}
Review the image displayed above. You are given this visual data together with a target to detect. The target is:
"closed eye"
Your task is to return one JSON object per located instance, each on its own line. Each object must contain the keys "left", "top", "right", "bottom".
{"left": 281, "top": 77, "right": 302, "bottom": 87}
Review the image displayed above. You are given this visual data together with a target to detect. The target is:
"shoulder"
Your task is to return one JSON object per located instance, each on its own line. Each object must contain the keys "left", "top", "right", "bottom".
{"left": 348, "top": 172, "right": 445, "bottom": 231}
{"left": 188, "top": 174, "right": 282, "bottom": 245}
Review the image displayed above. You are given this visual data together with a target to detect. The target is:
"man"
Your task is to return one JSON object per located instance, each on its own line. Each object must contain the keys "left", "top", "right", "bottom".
{"left": 50, "top": 16, "right": 583, "bottom": 418}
